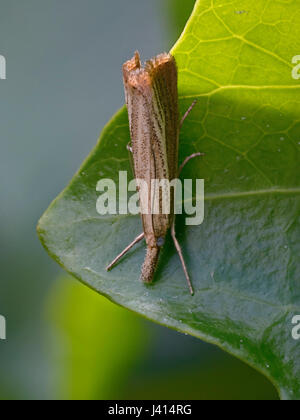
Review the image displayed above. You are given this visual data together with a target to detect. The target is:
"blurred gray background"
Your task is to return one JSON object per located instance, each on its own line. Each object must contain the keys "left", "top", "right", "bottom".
{"left": 0, "top": 0, "right": 277, "bottom": 400}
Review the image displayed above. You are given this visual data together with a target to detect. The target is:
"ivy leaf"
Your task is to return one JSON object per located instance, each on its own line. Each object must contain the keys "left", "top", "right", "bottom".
{"left": 38, "top": 0, "right": 300, "bottom": 399}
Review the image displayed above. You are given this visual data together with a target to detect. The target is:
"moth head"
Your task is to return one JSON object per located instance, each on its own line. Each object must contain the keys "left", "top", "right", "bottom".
{"left": 123, "top": 51, "right": 152, "bottom": 94}
{"left": 123, "top": 52, "right": 176, "bottom": 98}
{"left": 122, "top": 51, "right": 141, "bottom": 86}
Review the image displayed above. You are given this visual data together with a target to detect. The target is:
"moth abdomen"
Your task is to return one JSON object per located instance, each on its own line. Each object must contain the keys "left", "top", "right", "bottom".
{"left": 140, "top": 245, "right": 161, "bottom": 284}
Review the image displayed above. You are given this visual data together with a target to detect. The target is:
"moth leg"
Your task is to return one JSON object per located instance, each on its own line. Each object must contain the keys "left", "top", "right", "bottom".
{"left": 126, "top": 142, "right": 133, "bottom": 153}
{"left": 180, "top": 99, "right": 197, "bottom": 127}
{"left": 178, "top": 152, "right": 205, "bottom": 176}
{"left": 171, "top": 221, "right": 194, "bottom": 296}
{"left": 106, "top": 232, "right": 144, "bottom": 271}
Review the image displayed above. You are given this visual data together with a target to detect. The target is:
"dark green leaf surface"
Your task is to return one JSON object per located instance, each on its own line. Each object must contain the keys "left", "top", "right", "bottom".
{"left": 38, "top": 0, "right": 300, "bottom": 399}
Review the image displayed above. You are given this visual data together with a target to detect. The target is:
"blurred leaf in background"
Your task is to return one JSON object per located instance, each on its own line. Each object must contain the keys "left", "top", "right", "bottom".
{"left": 46, "top": 276, "right": 150, "bottom": 400}
{"left": 124, "top": 356, "right": 278, "bottom": 400}
{"left": 164, "top": 0, "right": 196, "bottom": 45}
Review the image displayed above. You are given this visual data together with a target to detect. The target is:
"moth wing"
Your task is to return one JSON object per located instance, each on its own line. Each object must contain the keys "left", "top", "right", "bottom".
{"left": 146, "top": 53, "right": 179, "bottom": 182}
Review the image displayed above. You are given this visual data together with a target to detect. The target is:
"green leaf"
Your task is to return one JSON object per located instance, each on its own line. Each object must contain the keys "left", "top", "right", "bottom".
{"left": 38, "top": 0, "right": 300, "bottom": 399}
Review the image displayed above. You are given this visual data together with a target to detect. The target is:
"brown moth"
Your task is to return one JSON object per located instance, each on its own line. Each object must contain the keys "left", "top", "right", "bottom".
{"left": 106, "top": 51, "right": 202, "bottom": 295}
